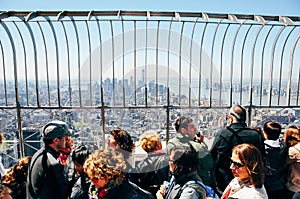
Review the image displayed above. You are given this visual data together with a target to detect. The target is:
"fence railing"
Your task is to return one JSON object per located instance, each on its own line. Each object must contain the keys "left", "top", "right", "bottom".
{"left": 0, "top": 10, "right": 300, "bottom": 167}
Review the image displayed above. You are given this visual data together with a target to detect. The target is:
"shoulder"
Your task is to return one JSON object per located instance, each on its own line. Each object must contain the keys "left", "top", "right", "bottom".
{"left": 179, "top": 186, "right": 203, "bottom": 199}
{"left": 241, "top": 185, "right": 268, "bottom": 199}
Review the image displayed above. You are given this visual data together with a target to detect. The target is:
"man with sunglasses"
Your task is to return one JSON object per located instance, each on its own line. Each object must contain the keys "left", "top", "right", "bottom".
{"left": 27, "top": 120, "right": 72, "bottom": 199}
{"left": 211, "top": 105, "right": 264, "bottom": 194}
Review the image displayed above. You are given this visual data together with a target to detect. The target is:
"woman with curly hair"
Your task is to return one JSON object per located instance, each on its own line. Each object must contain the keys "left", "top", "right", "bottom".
{"left": 108, "top": 129, "right": 135, "bottom": 174}
{"left": 221, "top": 143, "right": 268, "bottom": 199}
{"left": 83, "top": 149, "right": 153, "bottom": 199}
{"left": 2, "top": 156, "right": 32, "bottom": 199}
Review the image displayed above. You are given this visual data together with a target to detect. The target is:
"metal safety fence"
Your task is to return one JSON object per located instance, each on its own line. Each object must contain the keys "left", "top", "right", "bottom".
{"left": 0, "top": 11, "right": 300, "bottom": 167}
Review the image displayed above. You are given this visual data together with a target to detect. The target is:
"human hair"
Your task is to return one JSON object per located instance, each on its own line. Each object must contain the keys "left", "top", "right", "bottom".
{"left": 83, "top": 149, "right": 126, "bottom": 185}
{"left": 170, "top": 145, "right": 197, "bottom": 177}
{"left": 284, "top": 125, "right": 300, "bottom": 148}
{"left": 232, "top": 143, "right": 264, "bottom": 188}
{"left": 60, "top": 136, "right": 74, "bottom": 154}
{"left": 110, "top": 129, "right": 135, "bottom": 158}
{"left": 229, "top": 105, "right": 246, "bottom": 122}
{"left": 2, "top": 156, "right": 31, "bottom": 198}
{"left": 263, "top": 121, "right": 282, "bottom": 140}
{"left": 71, "top": 145, "right": 90, "bottom": 166}
{"left": 0, "top": 185, "right": 11, "bottom": 199}
{"left": 177, "top": 116, "right": 193, "bottom": 133}
{"left": 0, "top": 134, "right": 4, "bottom": 145}
{"left": 139, "top": 131, "right": 162, "bottom": 153}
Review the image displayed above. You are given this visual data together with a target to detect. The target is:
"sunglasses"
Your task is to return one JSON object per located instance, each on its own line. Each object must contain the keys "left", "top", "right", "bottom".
{"left": 230, "top": 159, "right": 245, "bottom": 168}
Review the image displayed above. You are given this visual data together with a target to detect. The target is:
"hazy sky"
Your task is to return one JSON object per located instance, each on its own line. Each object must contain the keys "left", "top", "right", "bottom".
{"left": 1, "top": 0, "right": 300, "bottom": 16}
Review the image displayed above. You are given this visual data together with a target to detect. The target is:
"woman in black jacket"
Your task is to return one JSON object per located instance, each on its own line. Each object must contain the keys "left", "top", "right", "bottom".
{"left": 135, "top": 131, "right": 169, "bottom": 197}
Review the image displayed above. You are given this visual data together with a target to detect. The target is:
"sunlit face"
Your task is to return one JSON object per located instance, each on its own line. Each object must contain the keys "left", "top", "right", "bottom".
{"left": 90, "top": 176, "right": 108, "bottom": 189}
{"left": 185, "top": 122, "right": 197, "bottom": 138}
{"left": 230, "top": 152, "right": 249, "bottom": 182}
{"left": 55, "top": 136, "right": 67, "bottom": 150}
{"left": 74, "top": 161, "right": 84, "bottom": 174}
{"left": 108, "top": 135, "right": 117, "bottom": 150}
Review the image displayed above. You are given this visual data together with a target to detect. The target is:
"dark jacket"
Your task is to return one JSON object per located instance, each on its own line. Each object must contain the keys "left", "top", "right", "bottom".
{"left": 210, "top": 122, "right": 264, "bottom": 191}
{"left": 166, "top": 132, "right": 214, "bottom": 187}
{"left": 263, "top": 139, "right": 288, "bottom": 192}
{"left": 88, "top": 180, "right": 154, "bottom": 199}
{"left": 70, "top": 173, "right": 90, "bottom": 199}
{"left": 135, "top": 152, "right": 170, "bottom": 197}
{"left": 26, "top": 145, "right": 70, "bottom": 199}
{"left": 167, "top": 171, "right": 205, "bottom": 199}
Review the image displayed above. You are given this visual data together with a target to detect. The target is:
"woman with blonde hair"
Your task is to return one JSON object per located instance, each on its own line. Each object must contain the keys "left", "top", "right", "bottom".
{"left": 135, "top": 131, "right": 169, "bottom": 197}
{"left": 83, "top": 149, "right": 153, "bottom": 199}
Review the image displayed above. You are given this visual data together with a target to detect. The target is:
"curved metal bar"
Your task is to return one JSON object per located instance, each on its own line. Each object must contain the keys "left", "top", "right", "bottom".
{"left": 85, "top": 20, "right": 92, "bottom": 106}
{"left": 199, "top": 22, "right": 208, "bottom": 106}
{"left": 133, "top": 20, "right": 137, "bottom": 106}
{"left": 95, "top": 17, "right": 103, "bottom": 105}
{"left": 110, "top": 20, "right": 115, "bottom": 106}
{"left": 189, "top": 17, "right": 201, "bottom": 106}
{"left": 219, "top": 23, "right": 231, "bottom": 106}
{"left": 121, "top": 17, "right": 125, "bottom": 107}
{"left": 278, "top": 26, "right": 296, "bottom": 105}
{"left": 12, "top": 21, "right": 29, "bottom": 106}
{"left": 156, "top": 21, "right": 160, "bottom": 105}
{"left": 230, "top": 21, "right": 245, "bottom": 106}
{"left": 70, "top": 17, "right": 82, "bottom": 107}
{"left": 287, "top": 32, "right": 300, "bottom": 106}
{"left": 145, "top": 20, "right": 148, "bottom": 107}
{"left": 44, "top": 17, "right": 61, "bottom": 107}
{"left": 37, "top": 22, "right": 51, "bottom": 106}
{"left": 178, "top": 22, "right": 185, "bottom": 105}
{"left": 23, "top": 20, "right": 40, "bottom": 107}
{"left": 0, "top": 38, "right": 8, "bottom": 105}
{"left": 268, "top": 25, "right": 286, "bottom": 106}
{"left": 240, "top": 24, "right": 253, "bottom": 105}
{"left": 167, "top": 18, "right": 174, "bottom": 92}
{"left": 249, "top": 24, "right": 265, "bottom": 106}
{"left": 210, "top": 19, "right": 223, "bottom": 107}
{"left": 259, "top": 26, "right": 274, "bottom": 105}
{"left": 60, "top": 21, "right": 72, "bottom": 106}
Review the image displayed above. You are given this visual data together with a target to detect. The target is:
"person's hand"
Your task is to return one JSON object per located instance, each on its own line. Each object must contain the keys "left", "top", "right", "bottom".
{"left": 156, "top": 185, "right": 165, "bottom": 199}
{"left": 194, "top": 131, "right": 204, "bottom": 143}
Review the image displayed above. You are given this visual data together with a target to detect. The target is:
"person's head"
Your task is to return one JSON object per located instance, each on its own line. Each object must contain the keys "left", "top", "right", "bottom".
{"left": 284, "top": 125, "right": 300, "bottom": 148}
{"left": 0, "top": 185, "right": 12, "bottom": 199}
{"left": 2, "top": 156, "right": 32, "bottom": 188}
{"left": 177, "top": 116, "right": 197, "bottom": 138}
{"left": 139, "top": 131, "right": 162, "bottom": 153}
{"left": 169, "top": 145, "right": 197, "bottom": 177}
{"left": 83, "top": 149, "right": 126, "bottom": 189}
{"left": 230, "top": 143, "right": 264, "bottom": 188}
{"left": 72, "top": 145, "right": 90, "bottom": 174}
{"left": 108, "top": 129, "right": 135, "bottom": 159}
{"left": 263, "top": 121, "right": 282, "bottom": 140}
{"left": 60, "top": 136, "right": 74, "bottom": 155}
{"left": 228, "top": 105, "right": 247, "bottom": 124}
{"left": 42, "top": 120, "right": 72, "bottom": 152}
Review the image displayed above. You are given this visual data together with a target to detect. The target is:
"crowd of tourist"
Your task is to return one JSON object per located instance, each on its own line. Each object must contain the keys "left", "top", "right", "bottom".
{"left": 0, "top": 104, "right": 299, "bottom": 199}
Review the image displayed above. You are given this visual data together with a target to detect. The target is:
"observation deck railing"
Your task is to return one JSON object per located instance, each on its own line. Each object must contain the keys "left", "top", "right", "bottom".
{"left": 0, "top": 10, "right": 300, "bottom": 166}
